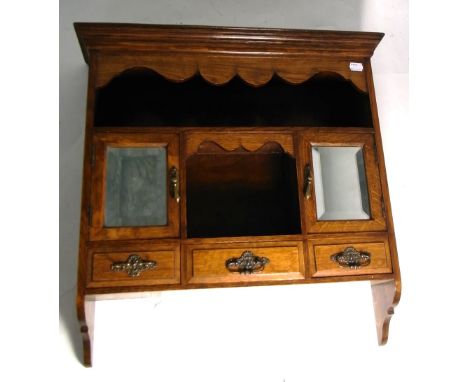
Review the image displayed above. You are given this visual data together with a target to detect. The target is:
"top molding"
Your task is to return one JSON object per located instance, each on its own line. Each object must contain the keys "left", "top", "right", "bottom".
{"left": 74, "top": 22, "right": 384, "bottom": 64}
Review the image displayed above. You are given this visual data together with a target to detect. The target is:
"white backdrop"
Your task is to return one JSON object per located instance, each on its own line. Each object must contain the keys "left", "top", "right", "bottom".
{"left": 57, "top": 1, "right": 467, "bottom": 380}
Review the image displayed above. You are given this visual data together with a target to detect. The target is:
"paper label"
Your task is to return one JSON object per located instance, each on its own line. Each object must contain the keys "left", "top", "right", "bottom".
{"left": 349, "top": 62, "right": 364, "bottom": 72}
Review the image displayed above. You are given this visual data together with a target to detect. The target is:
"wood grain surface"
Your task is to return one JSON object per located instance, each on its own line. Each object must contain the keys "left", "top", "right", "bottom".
{"left": 312, "top": 241, "right": 392, "bottom": 277}
{"left": 185, "top": 241, "right": 305, "bottom": 284}
{"left": 89, "top": 245, "right": 180, "bottom": 287}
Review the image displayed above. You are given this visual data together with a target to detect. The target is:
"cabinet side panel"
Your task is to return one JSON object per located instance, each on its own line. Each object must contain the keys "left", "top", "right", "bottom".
{"left": 365, "top": 60, "right": 401, "bottom": 294}
{"left": 76, "top": 53, "right": 98, "bottom": 367}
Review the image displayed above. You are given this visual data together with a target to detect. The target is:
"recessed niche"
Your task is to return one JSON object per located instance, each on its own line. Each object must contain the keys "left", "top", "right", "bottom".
{"left": 186, "top": 142, "right": 301, "bottom": 238}
{"left": 94, "top": 68, "right": 373, "bottom": 127}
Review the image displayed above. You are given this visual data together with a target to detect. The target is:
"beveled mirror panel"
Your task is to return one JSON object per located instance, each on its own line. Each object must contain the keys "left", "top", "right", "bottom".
{"left": 105, "top": 147, "right": 167, "bottom": 227}
{"left": 312, "top": 146, "right": 370, "bottom": 220}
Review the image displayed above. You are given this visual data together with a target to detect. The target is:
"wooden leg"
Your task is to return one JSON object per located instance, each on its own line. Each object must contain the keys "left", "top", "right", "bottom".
{"left": 371, "top": 279, "right": 401, "bottom": 345}
{"left": 77, "top": 293, "right": 95, "bottom": 367}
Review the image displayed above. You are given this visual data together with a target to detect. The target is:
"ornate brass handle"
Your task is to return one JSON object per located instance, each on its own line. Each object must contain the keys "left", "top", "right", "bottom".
{"left": 304, "top": 163, "right": 312, "bottom": 199}
{"left": 330, "top": 247, "right": 371, "bottom": 269}
{"left": 111, "top": 255, "right": 157, "bottom": 277}
{"left": 170, "top": 166, "right": 180, "bottom": 203}
{"left": 225, "top": 251, "right": 270, "bottom": 274}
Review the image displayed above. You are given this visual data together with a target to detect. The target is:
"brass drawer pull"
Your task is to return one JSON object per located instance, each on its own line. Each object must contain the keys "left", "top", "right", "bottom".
{"left": 330, "top": 247, "right": 371, "bottom": 269}
{"left": 225, "top": 251, "right": 270, "bottom": 274}
{"left": 304, "top": 163, "right": 313, "bottom": 199}
{"left": 111, "top": 254, "right": 157, "bottom": 277}
{"left": 170, "top": 166, "right": 180, "bottom": 203}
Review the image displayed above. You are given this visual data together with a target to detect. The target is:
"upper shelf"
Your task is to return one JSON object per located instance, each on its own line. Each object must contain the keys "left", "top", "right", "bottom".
{"left": 94, "top": 68, "right": 373, "bottom": 128}
{"left": 76, "top": 23, "right": 381, "bottom": 128}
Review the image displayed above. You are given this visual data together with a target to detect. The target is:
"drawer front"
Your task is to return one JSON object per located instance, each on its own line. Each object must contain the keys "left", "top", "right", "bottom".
{"left": 88, "top": 245, "right": 180, "bottom": 287}
{"left": 185, "top": 241, "right": 305, "bottom": 284}
{"left": 310, "top": 239, "right": 392, "bottom": 277}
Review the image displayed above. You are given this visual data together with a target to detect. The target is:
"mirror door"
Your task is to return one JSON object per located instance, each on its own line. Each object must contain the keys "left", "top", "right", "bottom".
{"left": 89, "top": 133, "right": 180, "bottom": 240}
{"left": 300, "top": 132, "right": 386, "bottom": 233}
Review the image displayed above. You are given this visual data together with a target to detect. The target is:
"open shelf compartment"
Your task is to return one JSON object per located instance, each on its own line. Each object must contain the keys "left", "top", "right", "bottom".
{"left": 186, "top": 141, "right": 301, "bottom": 238}
{"left": 94, "top": 68, "right": 373, "bottom": 128}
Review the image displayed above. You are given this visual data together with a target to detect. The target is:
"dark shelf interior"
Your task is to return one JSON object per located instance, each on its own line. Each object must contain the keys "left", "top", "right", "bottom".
{"left": 186, "top": 144, "right": 301, "bottom": 238}
{"left": 94, "top": 68, "right": 373, "bottom": 128}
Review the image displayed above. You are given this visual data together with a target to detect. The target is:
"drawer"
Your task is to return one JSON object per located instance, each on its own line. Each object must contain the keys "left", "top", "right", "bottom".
{"left": 185, "top": 241, "right": 305, "bottom": 284}
{"left": 88, "top": 244, "right": 180, "bottom": 287}
{"left": 309, "top": 237, "right": 392, "bottom": 277}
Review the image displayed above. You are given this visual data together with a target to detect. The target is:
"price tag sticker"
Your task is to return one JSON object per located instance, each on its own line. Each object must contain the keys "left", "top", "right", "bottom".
{"left": 349, "top": 62, "right": 364, "bottom": 72}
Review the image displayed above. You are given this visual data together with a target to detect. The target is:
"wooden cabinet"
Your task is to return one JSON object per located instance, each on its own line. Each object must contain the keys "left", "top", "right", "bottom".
{"left": 74, "top": 23, "right": 402, "bottom": 367}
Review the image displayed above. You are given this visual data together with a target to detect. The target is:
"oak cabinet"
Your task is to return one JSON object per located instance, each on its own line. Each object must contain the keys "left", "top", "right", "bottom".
{"left": 74, "top": 23, "right": 401, "bottom": 367}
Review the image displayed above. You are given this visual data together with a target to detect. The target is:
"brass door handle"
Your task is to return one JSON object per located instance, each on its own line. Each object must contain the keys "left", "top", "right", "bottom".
{"left": 225, "top": 251, "right": 270, "bottom": 274}
{"left": 170, "top": 166, "right": 180, "bottom": 203}
{"left": 111, "top": 255, "right": 157, "bottom": 277}
{"left": 304, "top": 163, "right": 312, "bottom": 199}
{"left": 330, "top": 247, "right": 371, "bottom": 269}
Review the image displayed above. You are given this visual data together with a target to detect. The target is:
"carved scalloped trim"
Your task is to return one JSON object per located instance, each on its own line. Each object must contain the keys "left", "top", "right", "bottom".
{"left": 185, "top": 134, "right": 295, "bottom": 157}
{"left": 95, "top": 55, "right": 368, "bottom": 92}
{"left": 196, "top": 140, "right": 286, "bottom": 155}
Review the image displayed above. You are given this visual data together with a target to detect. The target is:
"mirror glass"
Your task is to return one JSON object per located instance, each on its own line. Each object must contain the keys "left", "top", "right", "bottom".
{"left": 312, "top": 146, "right": 370, "bottom": 220}
{"left": 105, "top": 147, "right": 167, "bottom": 227}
